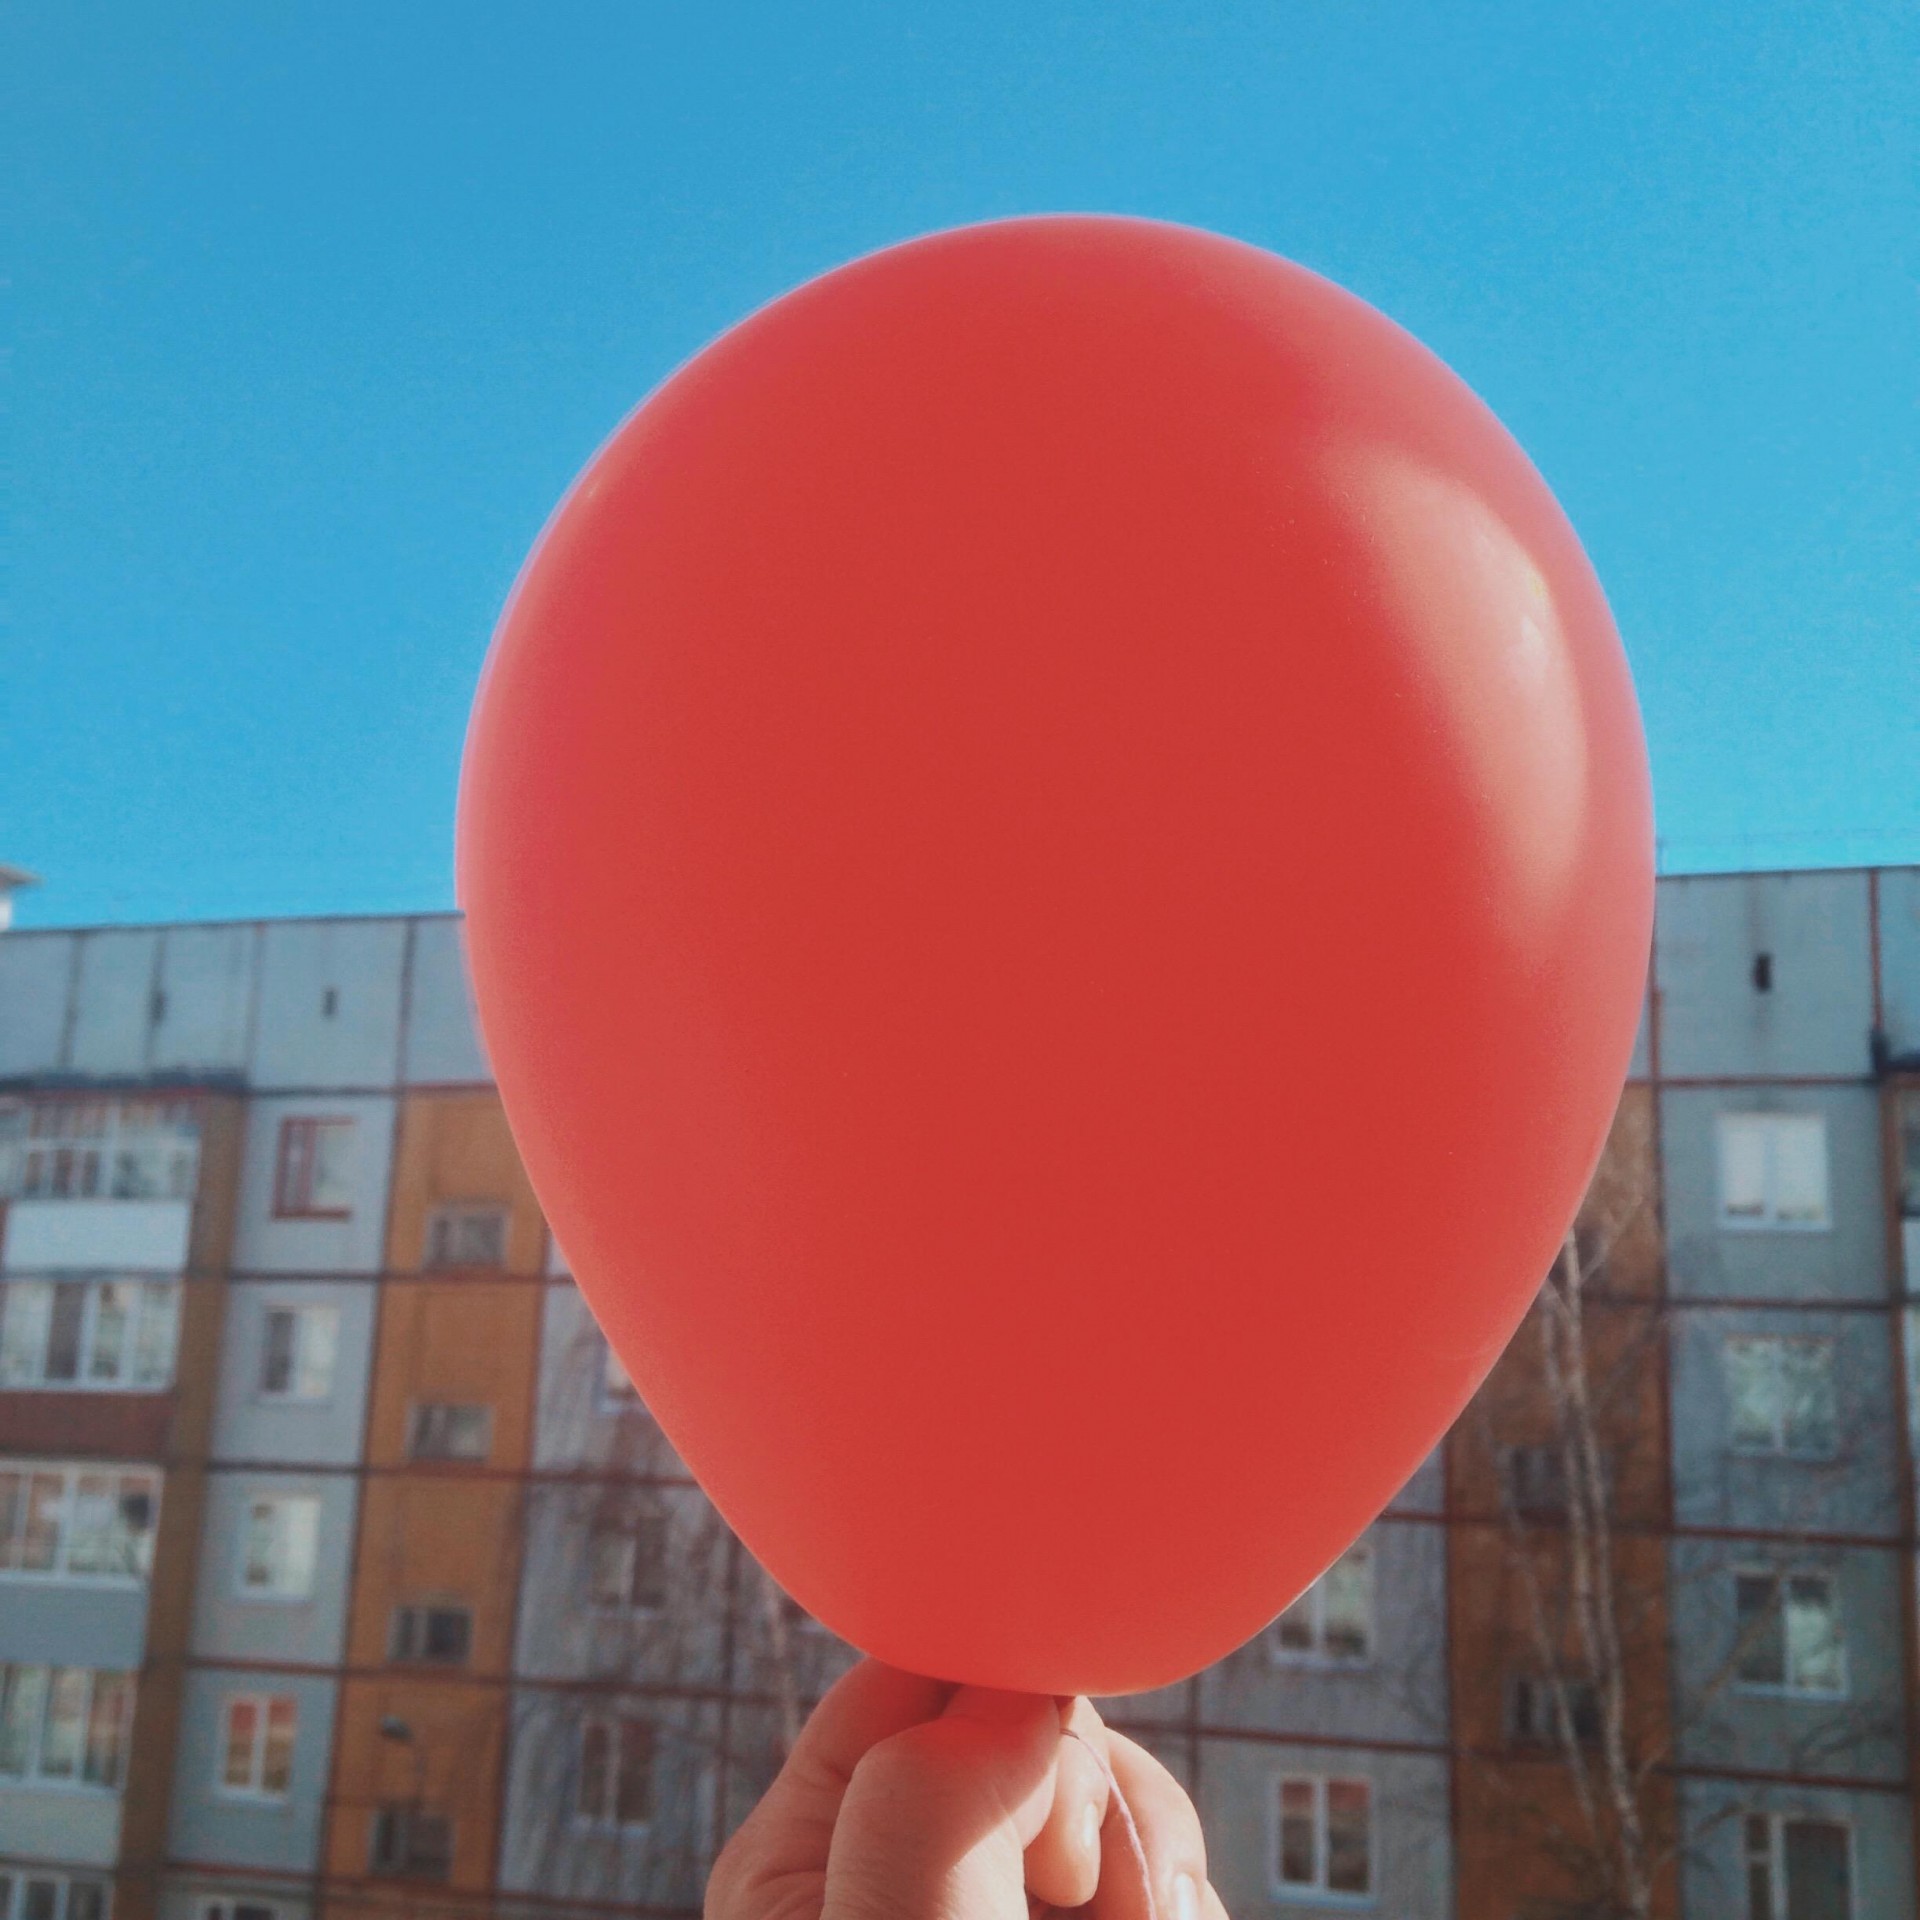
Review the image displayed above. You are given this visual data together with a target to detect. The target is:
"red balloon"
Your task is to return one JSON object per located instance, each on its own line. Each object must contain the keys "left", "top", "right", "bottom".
{"left": 458, "top": 216, "right": 1652, "bottom": 1696}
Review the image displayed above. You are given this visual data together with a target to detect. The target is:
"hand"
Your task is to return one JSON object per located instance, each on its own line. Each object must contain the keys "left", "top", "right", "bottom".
{"left": 706, "top": 1659, "right": 1230, "bottom": 1920}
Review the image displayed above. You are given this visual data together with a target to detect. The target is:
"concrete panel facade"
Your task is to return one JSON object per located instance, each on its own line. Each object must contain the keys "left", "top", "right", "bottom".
{"left": 1879, "top": 869, "right": 1920, "bottom": 1057}
{"left": 151, "top": 926, "right": 258, "bottom": 1078}
{"left": 402, "top": 918, "right": 489, "bottom": 1085}
{"left": 67, "top": 932, "right": 163, "bottom": 1080}
{"left": 515, "top": 1481, "right": 730, "bottom": 1688}
{"left": 1678, "top": 1775, "right": 1914, "bottom": 1920}
{"left": 0, "top": 933, "right": 76, "bottom": 1076}
{"left": 247, "top": 921, "right": 407, "bottom": 1091}
{"left": 1655, "top": 871, "right": 1876, "bottom": 1078}
{"left": 231, "top": 1095, "right": 396, "bottom": 1275}
{"left": 188, "top": 1470, "right": 360, "bottom": 1667}
{"left": 1197, "top": 1736, "right": 1453, "bottom": 1919}
{"left": 1661, "top": 1085, "right": 1888, "bottom": 1301}
{"left": 207, "top": 1279, "right": 377, "bottom": 1468}
{"left": 1667, "top": 1536, "right": 1908, "bottom": 1783}
{"left": 1668, "top": 1302, "right": 1904, "bottom": 1537}
{"left": 496, "top": 1690, "right": 720, "bottom": 1911}
{"left": 167, "top": 1668, "right": 340, "bottom": 1873}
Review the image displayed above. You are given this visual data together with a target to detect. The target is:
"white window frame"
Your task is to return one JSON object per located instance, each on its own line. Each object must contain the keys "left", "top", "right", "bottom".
{"left": 0, "top": 1463, "right": 161, "bottom": 1583}
{"left": 0, "top": 1663, "right": 134, "bottom": 1790}
{"left": 1268, "top": 1543, "right": 1374, "bottom": 1667}
{"left": 235, "top": 1493, "right": 321, "bottom": 1602}
{"left": 1268, "top": 1772, "right": 1375, "bottom": 1902}
{"left": 0, "top": 1872, "right": 112, "bottom": 1920}
{"left": 423, "top": 1203, "right": 510, "bottom": 1271}
{"left": 1732, "top": 1568, "right": 1848, "bottom": 1699}
{"left": 0, "top": 1097, "right": 200, "bottom": 1203}
{"left": 574, "top": 1712, "right": 656, "bottom": 1831}
{"left": 1717, "top": 1113, "right": 1831, "bottom": 1232}
{"left": 1723, "top": 1334, "right": 1839, "bottom": 1459}
{"left": 407, "top": 1402, "right": 494, "bottom": 1463}
{"left": 1744, "top": 1808, "right": 1855, "bottom": 1920}
{"left": 214, "top": 1691, "right": 297, "bottom": 1801}
{"left": 0, "top": 1279, "right": 182, "bottom": 1392}
{"left": 256, "top": 1303, "right": 341, "bottom": 1404}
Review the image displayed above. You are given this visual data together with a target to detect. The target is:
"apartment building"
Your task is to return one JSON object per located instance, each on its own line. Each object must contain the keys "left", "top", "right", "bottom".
{"left": 0, "top": 866, "right": 1915, "bottom": 1920}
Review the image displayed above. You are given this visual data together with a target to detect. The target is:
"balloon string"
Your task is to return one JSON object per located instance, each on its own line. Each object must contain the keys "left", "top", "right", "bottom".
{"left": 1063, "top": 1725, "right": 1159, "bottom": 1920}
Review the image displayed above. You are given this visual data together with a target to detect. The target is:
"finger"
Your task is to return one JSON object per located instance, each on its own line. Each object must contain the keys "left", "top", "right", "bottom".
{"left": 826, "top": 1686, "right": 1063, "bottom": 1920}
{"left": 1022, "top": 1697, "right": 1113, "bottom": 1910}
{"left": 1202, "top": 1879, "right": 1231, "bottom": 1920}
{"left": 711, "top": 1660, "right": 953, "bottom": 1909}
{"left": 1086, "top": 1730, "right": 1208, "bottom": 1920}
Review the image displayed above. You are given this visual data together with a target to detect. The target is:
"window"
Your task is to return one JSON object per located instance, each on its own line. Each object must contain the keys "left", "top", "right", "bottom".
{"left": 600, "top": 1340, "right": 642, "bottom": 1410}
{"left": 1747, "top": 1812, "right": 1852, "bottom": 1919}
{"left": 0, "top": 1875, "right": 109, "bottom": 1920}
{"left": 0, "top": 1099, "right": 199, "bottom": 1203}
{"left": 578, "top": 1715, "right": 655, "bottom": 1828}
{"left": 1725, "top": 1337, "right": 1839, "bottom": 1458}
{"left": 272, "top": 1117, "right": 355, "bottom": 1219}
{"left": 423, "top": 1203, "right": 509, "bottom": 1270}
{"left": 0, "top": 1664, "right": 133, "bottom": 1788}
{"left": 390, "top": 1602, "right": 473, "bottom": 1666}
{"left": 1898, "top": 1092, "right": 1920, "bottom": 1219}
{"left": 408, "top": 1403, "right": 493, "bottom": 1462}
{"left": 1504, "top": 1443, "right": 1569, "bottom": 1518}
{"left": 1271, "top": 1543, "right": 1373, "bottom": 1664}
{"left": 201, "top": 1904, "right": 279, "bottom": 1920}
{"left": 370, "top": 1806, "right": 454, "bottom": 1879}
{"left": 0, "top": 1279, "right": 180, "bottom": 1390}
{"left": 218, "top": 1694, "right": 296, "bottom": 1799}
{"left": 238, "top": 1495, "right": 320, "bottom": 1600}
{"left": 587, "top": 1513, "right": 669, "bottom": 1612}
{"left": 1718, "top": 1115, "right": 1830, "bottom": 1229}
{"left": 1509, "top": 1674, "right": 1602, "bottom": 1748}
{"left": 0, "top": 1464, "right": 160, "bottom": 1580}
{"left": 1274, "top": 1775, "right": 1372, "bottom": 1898}
{"left": 258, "top": 1305, "right": 340, "bottom": 1401}
{"left": 1735, "top": 1572, "right": 1846, "bottom": 1696}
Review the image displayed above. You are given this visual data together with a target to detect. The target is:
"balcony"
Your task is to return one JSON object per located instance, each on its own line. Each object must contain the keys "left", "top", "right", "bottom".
{"left": 2, "top": 1198, "right": 193, "bottom": 1275}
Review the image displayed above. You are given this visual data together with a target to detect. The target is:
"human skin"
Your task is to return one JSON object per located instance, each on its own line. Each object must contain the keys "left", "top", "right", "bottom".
{"left": 705, "top": 1660, "right": 1232, "bottom": 1920}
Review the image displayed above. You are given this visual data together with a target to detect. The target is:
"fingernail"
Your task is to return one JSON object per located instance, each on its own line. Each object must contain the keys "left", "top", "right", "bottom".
{"left": 1172, "top": 1873, "right": 1200, "bottom": 1920}
{"left": 1079, "top": 1800, "right": 1102, "bottom": 1856}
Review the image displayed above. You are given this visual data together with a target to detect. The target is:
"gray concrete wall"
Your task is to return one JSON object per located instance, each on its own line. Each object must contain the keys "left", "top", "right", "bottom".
{"left": 187, "top": 1471, "right": 359, "bottom": 1667}
{"left": 247, "top": 921, "right": 406, "bottom": 1090}
{"left": 495, "top": 1689, "right": 718, "bottom": 1909}
{"left": 1876, "top": 868, "right": 1920, "bottom": 1058}
{"left": 166, "top": 1668, "right": 339, "bottom": 1871}
{"left": 0, "top": 932, "right": 76, "bottom": 1077}
{"left": 1654, "top": 871, "right": 1875, "bottom": 1078}
{"left": 231, "top": 1095, "right": 396, "bottom": 1274}
{"left": 1669, "top": 1302, "right": 1904, "bottom": 1538}
{"left": 1668, "top": 1536, "right": 1908, "bottom": 1783}
{"left": 1198, "top": 1736, "right": 1452, "bottom": 1919}
{"left": 1660, "top": 1086, "right": 1887, "bottom": 1301}
{"left": 1197, "top": 1518, "right": 1448, "bottom": 1747}
{"left": 513, "top": 1481, "right": 728, "bottom": 1686}
{"left": 208, "top": 1280, "right": 377, "bottom": 1467}
{"left": 531, "top": 1282, "right": 685, "bottom": 1476}
{"left": 1679, "top": 1775, "right": 1914, "bottom": 1920}
{"left": 402, "top": 917, "right": 489, "bottom": 1085}
{"left": 0, "top": 1576, "right": 151, "bottom": 1672}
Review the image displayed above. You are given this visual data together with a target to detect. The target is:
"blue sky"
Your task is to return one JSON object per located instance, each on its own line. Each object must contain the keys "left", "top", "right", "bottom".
{"left": 6, "top": 1, "right": 1914, "bottom": 928}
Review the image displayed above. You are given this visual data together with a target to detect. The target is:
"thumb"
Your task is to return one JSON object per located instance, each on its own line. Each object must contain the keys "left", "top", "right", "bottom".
{"left": 824, "top": 1687, "right": 1063, "bottom": 1920}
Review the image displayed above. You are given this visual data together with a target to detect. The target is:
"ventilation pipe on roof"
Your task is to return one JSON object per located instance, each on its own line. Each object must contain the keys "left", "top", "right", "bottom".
{"left": 0, "top": 865, "right": 38, "bottom": 932}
